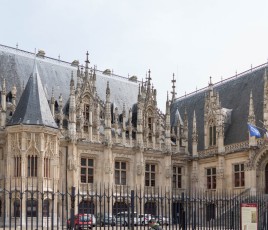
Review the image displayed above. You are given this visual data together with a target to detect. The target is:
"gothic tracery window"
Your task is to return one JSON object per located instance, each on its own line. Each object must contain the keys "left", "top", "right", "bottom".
{"left": 83, "top": 104, "right": 90, "bottom": 132}
{"left": 209, "top": 120, "right": 216, "bottom": 147}
{"left": 27, "top": 156, "right": 37, "bottom": 177}
{"left": 44, "top": 157, "right": 50, "bottom": 178}
{"left": 14, "top": 156, "right": 21, "bottom": 177}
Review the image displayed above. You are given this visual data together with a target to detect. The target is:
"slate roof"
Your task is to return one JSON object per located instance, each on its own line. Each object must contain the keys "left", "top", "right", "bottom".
{"left": 0, "top": 45, "right": 139, "bottom": 114}
{"left": 171, "top": 66, "right": 267, "bottom": 153}
{"left": 8, "top": 60, "right": 58, "bottom": 128}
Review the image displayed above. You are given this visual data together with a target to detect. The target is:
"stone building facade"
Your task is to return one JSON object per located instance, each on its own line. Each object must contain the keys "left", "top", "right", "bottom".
{"left": 0, "top": 44, "right": 267, "bottom": 224}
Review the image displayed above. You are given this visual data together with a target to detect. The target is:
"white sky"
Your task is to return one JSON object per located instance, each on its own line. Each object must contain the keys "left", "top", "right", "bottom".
{"left": 1, "top": 0, "right": 268, "bottom": 111}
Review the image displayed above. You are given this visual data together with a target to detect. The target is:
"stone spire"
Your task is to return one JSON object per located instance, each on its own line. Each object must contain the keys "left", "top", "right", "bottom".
{"left": 248, "top": 90, "right": 257, "bottom": 147}
{"left": 85, "top": 51, "right": 90, "bottom": 79}
{"left": 171, "top": 73, "right": 177, "bottom": 102}
{"left": 11, "top": 85, "right": 17, "bottom": 109}
{"left": 192, "top": 110, "right": 198, "bottom": 156}
{"left": 8, "top": 59, "right": 57, "bottom": 128}
{"left": 165, "top": 92, "right": 171, "bottom": 152}
{"left": 248, "top": 90, "right": 255, "bottom": 125}
{"left": 122, "top": 103, "right": 126, "bottom": 145}
{"left": 0, "top": 79, "right": 6, "bottom": 127}
{"left": 182, "top": 107, "right": 189, "bottom": 154}
{"left": 105, "top": 82, "right": 111, "bottom": 142}
{"left": 68, "top": 71, "right": 76, "bottom": 138}
{"left": 50, "top": 88, "right": 55, "bottom": 117}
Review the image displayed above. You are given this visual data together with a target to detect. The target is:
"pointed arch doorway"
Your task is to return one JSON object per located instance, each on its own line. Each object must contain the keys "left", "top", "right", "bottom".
{"left": 266, "top": 163, "right": 268, "bottom": 194}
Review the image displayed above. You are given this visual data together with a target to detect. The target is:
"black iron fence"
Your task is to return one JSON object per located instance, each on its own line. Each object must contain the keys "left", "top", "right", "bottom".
{"left": 0, "top": 183, "right": 268, "bottom": 229}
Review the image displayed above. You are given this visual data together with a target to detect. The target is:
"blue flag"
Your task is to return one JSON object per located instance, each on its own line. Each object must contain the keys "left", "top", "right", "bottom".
{"left": 247, "top": 123, "right": 261, "bottom": 138}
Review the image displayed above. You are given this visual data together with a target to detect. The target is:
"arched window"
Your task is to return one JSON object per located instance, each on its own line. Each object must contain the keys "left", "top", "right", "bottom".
{"left": 27, "top": 156, "right": 37, "bottom": 177}
{"left": 83, "top": 104, "right": 90, "bottom": 132}
{"left": 147, "top": 109, "right": 153, "bottom": 142}
{"left": 79, "top": 200, "right": 95, "bottom": 214}
{"left": 144, "top": 201, "right": 156, "bottom": 215}
{"left": 26, "top": 199, "right": 38, "bottom": 217}
{"left": 112, "top": 201, "right": 128, "bottom": 215}
{"left": 43, "top": 199, "right": 49, "bottom": 217}
{"left": 14, "top": 199, "right": 20, "bottom": 217}
{"left": 208, "top": 120, "right": 216, "bottom": 146}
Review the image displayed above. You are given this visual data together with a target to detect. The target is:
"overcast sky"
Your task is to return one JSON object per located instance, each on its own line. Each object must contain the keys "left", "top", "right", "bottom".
{"left": 1, "top": 0, "right": 268, "bottom": 111}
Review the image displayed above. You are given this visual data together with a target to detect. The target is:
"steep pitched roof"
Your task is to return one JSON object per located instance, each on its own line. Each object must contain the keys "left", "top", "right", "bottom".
{"left": 171, "top": 66, "right": 266, "bottom": 153}
{"left": 0, "top": 45, "right": 139, "bottom": 113}
{"left": 8, "top": 60, "right": 58, "bottom": 128}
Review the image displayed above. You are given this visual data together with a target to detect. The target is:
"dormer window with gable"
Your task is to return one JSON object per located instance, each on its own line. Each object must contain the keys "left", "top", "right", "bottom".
{"left": 209, "top": 120, "right": 216, "bottom": 147}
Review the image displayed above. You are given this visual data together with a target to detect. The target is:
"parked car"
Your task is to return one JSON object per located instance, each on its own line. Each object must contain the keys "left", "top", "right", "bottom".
{"left": 115, "top": 211, "right": 140, "bottom": 226}
{"left": 138, "top": 214, "right": 152, "bottom": 225}
{"left": 154, "top": 215, "right": 170, "bottom": 225}
{"left": 96, "top": 213, "right": 116, "bottom": 226}
{"left": 88, "top": 214, "right": 96, "bottom": 227}
{"left": 67, "top": 214, "right": 92, "bottom": 229}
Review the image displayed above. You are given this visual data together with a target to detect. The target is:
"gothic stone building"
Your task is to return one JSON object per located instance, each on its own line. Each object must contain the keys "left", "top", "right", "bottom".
{"left": 0, "top": 44, "right": 267, "bottom": 224}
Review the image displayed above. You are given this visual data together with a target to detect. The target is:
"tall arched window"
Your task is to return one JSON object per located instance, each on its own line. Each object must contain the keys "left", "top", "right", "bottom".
{"left": 147, "top": 109, "right": 153, "bottom": 142}
{"left": 14, "top": 199, "right": 20, "bottom": 217}
{"left": 27, "top": 156, "right": 37, "bottom": 177}
{"left": 43, "top": 199, "right": 50, "bottom": 217}
{"left": 83, "top": 104, "right": 90, "bottom": 132}
{"left": 209, "top": 120, "right": 216, "bottom": 147}
{"left": 26, "top": 199, "right": 38, "bottom": 217}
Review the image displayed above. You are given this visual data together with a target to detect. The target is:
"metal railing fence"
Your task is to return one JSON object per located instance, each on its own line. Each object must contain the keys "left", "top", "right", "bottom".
{"left": 0, "top": 183, "right": 268, "bottom": 229}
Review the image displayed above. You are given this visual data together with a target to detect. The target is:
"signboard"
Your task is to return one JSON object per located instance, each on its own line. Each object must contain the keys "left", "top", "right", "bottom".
{"left": 241, "top": 203, "right": 258, "bottom": 230}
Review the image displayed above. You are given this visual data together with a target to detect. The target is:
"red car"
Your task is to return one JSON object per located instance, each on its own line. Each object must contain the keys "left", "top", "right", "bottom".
{"left": 67, "top": 214, "right": 92, "bottom": 229}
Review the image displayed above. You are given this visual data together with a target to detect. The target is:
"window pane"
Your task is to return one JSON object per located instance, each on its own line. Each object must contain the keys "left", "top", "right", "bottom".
{"left": 88, "top": 175, "right": 93, "bottom": 183}
{"left": 81, "top": 175, "right": 87, "bottom": 183}
{"left": 88, "top": 168, "right": 93, "bottom": 175}
{"left": 81, "top": 168, "right": 86, "bottom": 175}
{"left": 151, "top": 165, "right": 155, "bottom": 172}
{"left": 234, "top": 165, "right": 239, "bottom": 172}
{"left": 88, "top": 159, "right": 93, "bottom": 167}
{"left": 81, "top": 158, "right": 86, "bottom": 166}
{"left": 145, "top": 164, "right": 149, "bottom": 171}
{"left": 151, "top": 173, "right": 155, "bottom": 180}
{"left": 121, "top": 162, "right": 126, "bottom": 170}
{"left": 115, "top": 162, "right": 120, "bottom": 169}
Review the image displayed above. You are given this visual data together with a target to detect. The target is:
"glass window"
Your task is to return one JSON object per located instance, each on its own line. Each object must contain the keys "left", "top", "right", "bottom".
{"left": 173, "top": 166, "right": 182, "bottom": 189}
{"left": 145, "top": 163, "right": 156, "bottom": 187}
{"left": 27, "top": 156, "right": 37, "bottom": 177}
{"left": 115, "top": 161, "right": 127, "bottom": 185}
{"left": 234, "top": 163, "right": 245, "bottom": 187}
{"left": 80, "top": 158, "right": 94, "bottom": 184}
{"left": 207, "top": 168, "right": 216, "bottom": 189}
